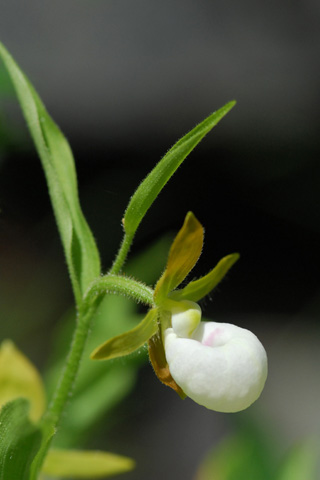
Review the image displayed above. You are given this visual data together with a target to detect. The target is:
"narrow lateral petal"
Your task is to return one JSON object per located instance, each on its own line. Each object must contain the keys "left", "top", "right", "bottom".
{"left": 171, "top": 253, "right": 239, "bottom": 303}
{"left": 154, "top": 212, "right": 204, "bottom": 303}
{"left": 91, "top": 309, "right": 158, "bottom": 360}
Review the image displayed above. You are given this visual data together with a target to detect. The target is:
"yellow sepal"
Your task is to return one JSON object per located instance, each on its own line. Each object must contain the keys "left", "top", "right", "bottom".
{"left": 154, "top": 212, "right": 203, "bottom": 303}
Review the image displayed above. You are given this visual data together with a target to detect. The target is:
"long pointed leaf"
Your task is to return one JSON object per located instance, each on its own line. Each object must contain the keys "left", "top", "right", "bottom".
{"left": 124, "top": 101, "right": 236, "bottom": 236}
{"left": 0, "top": 43, "right": 100, "bottom": 304}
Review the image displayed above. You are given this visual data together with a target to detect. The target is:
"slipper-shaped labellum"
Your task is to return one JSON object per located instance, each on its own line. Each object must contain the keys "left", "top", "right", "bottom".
{"left": 163, "top": 301, "right": 268, "bottom": 412}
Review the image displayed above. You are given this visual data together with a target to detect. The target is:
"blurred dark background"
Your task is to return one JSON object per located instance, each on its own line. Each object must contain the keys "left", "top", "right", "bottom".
{"left": 0, "top": 1, "right": 320, "bottom": 479}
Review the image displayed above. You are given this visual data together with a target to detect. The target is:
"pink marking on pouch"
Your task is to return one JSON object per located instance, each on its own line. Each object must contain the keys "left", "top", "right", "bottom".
{"left": 202, "top": 328, "right": 222, "bottom": 346}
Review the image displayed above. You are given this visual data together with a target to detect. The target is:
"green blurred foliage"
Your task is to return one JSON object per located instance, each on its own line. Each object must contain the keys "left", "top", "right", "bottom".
{"left": 194, "top": 421, "right": 320, "bottom": 480}
{"left": 276, "top": 439, "right": 320, "bottom": 480}
{"left": 194, "top": 422, "right": 274, "bottom": 480}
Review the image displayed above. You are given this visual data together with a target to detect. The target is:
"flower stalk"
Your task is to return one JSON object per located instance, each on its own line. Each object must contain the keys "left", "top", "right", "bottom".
{"left": 110, "top": 232, "right": 135, "bottom": 275}
{"left": 44, "top": 302, "right": 97, "bottom": 427}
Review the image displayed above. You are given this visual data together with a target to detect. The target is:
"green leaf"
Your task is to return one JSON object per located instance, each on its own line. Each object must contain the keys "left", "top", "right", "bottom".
{"left": 171, "top": 253, "right": 239, "bottom": 302}
{"left": 0, "top": 399, "right": 42, "bottom": 480}
{"left": 0, "top": 42, "right": 100, "bottom": 305}
{"left": 123, "top": 101, "right": 236, "bottom": 237}
{"left": 0, "top": 64, "right": 14, "bottom": 97}
{"left": 30, "top": 421, "right": 55, "bottom": 480}
{"left": 276, "top": 440, "right": 319, "bottom": 480}
{"left": 42, "top": 448, "right": 135, "bottom": 478}
{"left": 91, "top": 308, "right": 158, "bottom": 360}
{"left": 0, "top": 343, "right": 55, "bottom": 480}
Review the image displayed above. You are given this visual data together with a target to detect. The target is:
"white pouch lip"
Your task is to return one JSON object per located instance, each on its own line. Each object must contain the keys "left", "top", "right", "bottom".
{"left": 164, "top": 320, "right": 268, "bottom": 413}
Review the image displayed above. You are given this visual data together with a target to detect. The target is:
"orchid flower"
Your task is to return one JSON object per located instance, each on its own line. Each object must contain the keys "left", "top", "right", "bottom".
{"left": 92, "top": 212, "right": 267, "bottom": 412}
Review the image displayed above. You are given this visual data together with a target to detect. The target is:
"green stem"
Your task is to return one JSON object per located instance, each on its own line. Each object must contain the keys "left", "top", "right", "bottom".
{"left": 44, "top": 302, "right": 98, "bottom": 426}
{"left": 84, "top": 274, "right": 154, "bottom": 308}
{"left": 37, "top": 273, "right": 154, "bottom": 476}
{"left": 44, "top": 274, "right": 154, "bottom": 429}
{"left": 35, "top": 300, "right": 99, "bottom": 478}
{"left": 110, "top": 232, "right": 134, "bottom": 274}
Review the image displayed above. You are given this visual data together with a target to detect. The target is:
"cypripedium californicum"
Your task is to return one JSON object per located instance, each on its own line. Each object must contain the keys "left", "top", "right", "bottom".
{"left": 91, "top": 212, "right": 268, "bottom": 413}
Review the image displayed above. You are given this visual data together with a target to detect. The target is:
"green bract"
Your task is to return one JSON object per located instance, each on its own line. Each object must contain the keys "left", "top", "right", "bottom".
{"left": 110, "top": 102, "right": 236, "bottom": 274}
{"left": 123, "top": 103, "right": 236, "bottom": 238}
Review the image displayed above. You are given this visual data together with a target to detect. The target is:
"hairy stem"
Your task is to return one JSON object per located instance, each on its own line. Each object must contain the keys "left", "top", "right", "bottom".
{"left": 109, "top": 232, "right": 134, "bottom": 274}
{"left": 84, "top": 274, "right": 154, "bottom": 308}
{"left": 44, "top": 302, "right": 97, "bottom": 426}
{"left": 44, "top": 274, "right": 154, "bottom": 429}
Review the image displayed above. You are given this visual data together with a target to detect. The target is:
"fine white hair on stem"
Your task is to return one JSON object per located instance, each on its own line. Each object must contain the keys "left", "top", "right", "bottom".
{"left": 164, "top": 316, "right": 267, "bottom": 413}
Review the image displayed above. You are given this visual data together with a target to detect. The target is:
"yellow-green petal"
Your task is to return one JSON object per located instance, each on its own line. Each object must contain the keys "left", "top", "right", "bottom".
{"left": 91, "top": 308, "right": 158, "bottom": 360}
{"left": 170, "top": 253, "right": 239, "bottom": 303}
{"left": 0, "top": 340, "right": 46, "bottom": 422}
{"left": 154, "top": 212, "right": 204, "bottom": 303}
{"left": 41, "top": 449, "right": 135, "bottom": 478}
